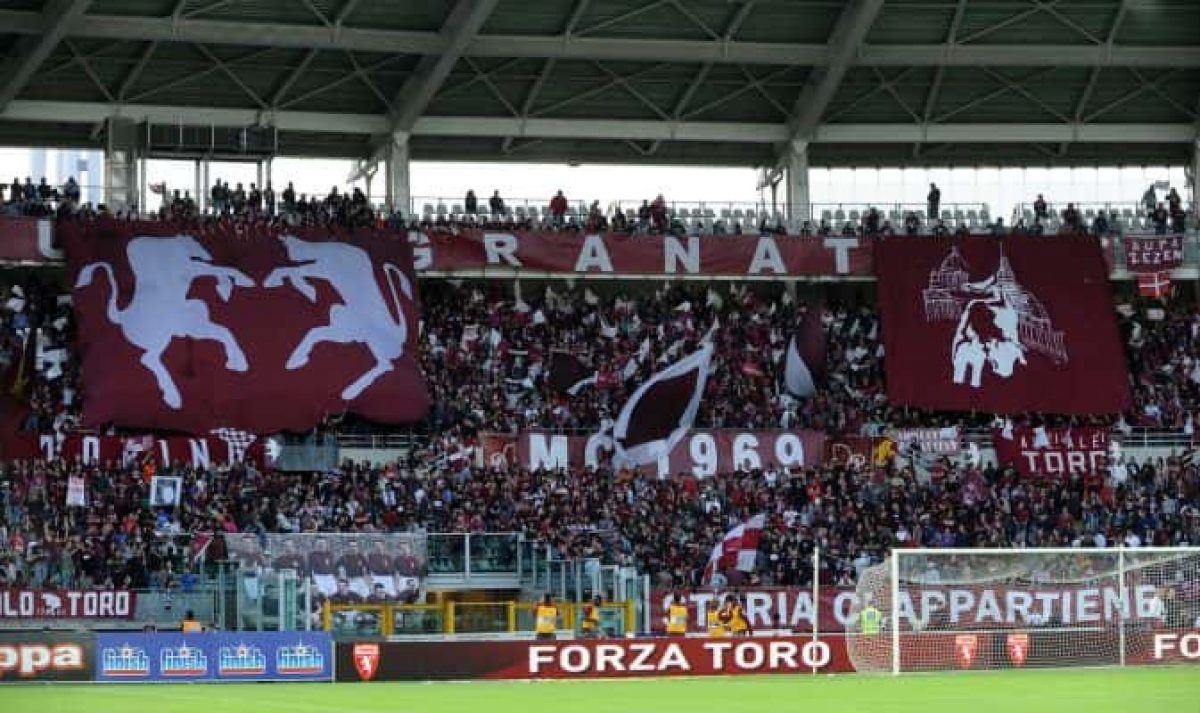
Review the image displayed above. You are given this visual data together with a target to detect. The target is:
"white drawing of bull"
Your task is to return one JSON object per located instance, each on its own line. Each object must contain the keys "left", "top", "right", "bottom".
{"left": 265, "top": 235, "right": 413, "bottom": 400}
{"left": 40, "top": 592, "right": 63, "bottom": 616}
{"left": 75, "top": 236, "right": 255, "bottom": 409}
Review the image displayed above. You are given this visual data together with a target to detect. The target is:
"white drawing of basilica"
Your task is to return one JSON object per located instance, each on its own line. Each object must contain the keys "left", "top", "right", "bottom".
{"left": 921, "top": 246, "right": 1067, "bottom": 389}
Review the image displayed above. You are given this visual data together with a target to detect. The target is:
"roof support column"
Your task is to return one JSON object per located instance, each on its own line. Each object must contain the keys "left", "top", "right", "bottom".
{"left": 384, "top": 131, "right": 411, "bottom": 218}
{"left": 784, "top": 139, "right": 810, "bottom": 231}
{"left": 1191, "top": 137, "right": 1199, "bottom": 224}
{"left": 104, "top": 116, "right": 140, "bottom": 212}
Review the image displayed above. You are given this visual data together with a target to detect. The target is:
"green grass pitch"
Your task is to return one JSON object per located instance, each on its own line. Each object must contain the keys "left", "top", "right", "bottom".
{"left": 2, "top": 667, "right": 1196, "bottom": 713}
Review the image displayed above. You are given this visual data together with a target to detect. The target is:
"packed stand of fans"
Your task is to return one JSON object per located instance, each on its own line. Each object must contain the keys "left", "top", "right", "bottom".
{"left": 1, "top": 435, "right": 1197, "bottom": 592}
{"left": 1, "top": 175, "right": 1199, "bottom": 592}
{"left": 4, "top": 272, "right": 1200, "bottom": 589}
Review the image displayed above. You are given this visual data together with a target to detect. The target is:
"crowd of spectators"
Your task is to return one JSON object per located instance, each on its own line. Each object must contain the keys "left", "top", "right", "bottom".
{"left": 3, "top": 266, "right": 1200, "bottom": 590}
{"left": 1, "top": 425, "right": 1197, "bottom": 593}
{"left": 1, "top": 181, "right": 1199, "bottom": 595}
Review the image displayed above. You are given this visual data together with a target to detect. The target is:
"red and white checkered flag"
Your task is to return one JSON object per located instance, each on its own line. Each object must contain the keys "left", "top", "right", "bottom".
{"left": 210, "top": 428, "right": 257, "bottom": 463}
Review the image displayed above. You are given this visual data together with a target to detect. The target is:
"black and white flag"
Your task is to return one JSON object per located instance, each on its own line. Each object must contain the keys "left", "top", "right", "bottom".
{"left": 548, "top": 350, "right": 596, "bottom": 395}
{"left": 783, "top": 305, "right": 827, "bottom": 398}
{"left": 612, "top": 341, "right": 712, "bottom": 467}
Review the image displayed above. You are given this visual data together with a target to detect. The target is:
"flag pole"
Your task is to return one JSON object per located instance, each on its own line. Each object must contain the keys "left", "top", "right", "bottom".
{"left": 812, "top": 545, "right": 819, "bottom": 675}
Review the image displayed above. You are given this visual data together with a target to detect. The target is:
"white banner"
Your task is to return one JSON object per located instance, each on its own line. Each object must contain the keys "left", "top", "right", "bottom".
{"left": 149, "top": 476, "right": 182, "bottom": 507}
{"left": 65, "top": 476, "right": 86, "bottom": 507}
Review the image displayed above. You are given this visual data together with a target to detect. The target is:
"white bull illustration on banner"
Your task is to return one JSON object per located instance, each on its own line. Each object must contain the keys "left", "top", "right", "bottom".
{"left": 265, "top": 235, "right": 413, "bottom": 400}
{"left": 76, "top": 236, "right": 254, "bottom": 409}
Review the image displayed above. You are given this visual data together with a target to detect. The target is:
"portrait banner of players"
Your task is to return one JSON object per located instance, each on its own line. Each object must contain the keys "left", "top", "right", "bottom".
{"left": 225, "top": 533, "right": 427, "bottom": 606}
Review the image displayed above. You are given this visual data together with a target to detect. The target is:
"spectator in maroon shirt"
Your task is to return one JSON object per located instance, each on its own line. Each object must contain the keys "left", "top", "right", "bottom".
{"left": 549, "top": 190, "right": 569, "bottom": 227}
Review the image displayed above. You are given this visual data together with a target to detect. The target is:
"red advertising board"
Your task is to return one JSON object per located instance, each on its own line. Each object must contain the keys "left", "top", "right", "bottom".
{"left": 0, "top": 590, "right": 136, "bottom": 620}
{"left": 516, "top": 429, "right": 825, "bottom": 476}
{"left": 411, "top": 231, "right": 871, "bottom": 277}
{"left": 337, "top": 635, "right": 853, "bottom": 681}
{"left": 336, "top": 629, "right": 1199, "bottom": 681}
{"left": 991, "top": 425, "right": 1111, "bottom": 477}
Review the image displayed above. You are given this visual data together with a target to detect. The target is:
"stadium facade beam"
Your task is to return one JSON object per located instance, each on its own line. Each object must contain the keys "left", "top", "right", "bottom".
{"left": 780, "top": 0, "right": 884, "bottom": 179}
{"left": 1, "top": 101, "right": 1195, "bottom": 144}
{"left": 357, "top": 0, "right": 498, "bottom": 187}
{"left": 784, "top": 0, "right": 884, "bottom": 139}
{"left": 2, "top": 10, "right": 1200, "bottom": 67}
{"left": 0, "top": 0, "right": 93, "bottom": 112}
{"left": 388, "top": 0, "right": 500, "bottom": 134}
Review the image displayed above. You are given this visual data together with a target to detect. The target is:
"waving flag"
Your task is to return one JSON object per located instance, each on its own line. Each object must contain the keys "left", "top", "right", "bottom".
{"left": 612, "top": 341, "right": 712, "bottom": 467}
{"left": 702, "top": 514, "right": 766, "bottom": 584}
{"left": 547, "top": 350, "right": 595, "bottom": 395}
{"left": 783, "top": 305, "right": 826, "bottom": 398}
{"left": 1137, "top": 271, "right": 1172, "bottom": 299}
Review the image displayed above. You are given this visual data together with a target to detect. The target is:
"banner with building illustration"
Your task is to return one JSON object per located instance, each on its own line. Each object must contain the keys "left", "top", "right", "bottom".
{"left": 876, "top": 237, "right": 1129, "bottom": 415}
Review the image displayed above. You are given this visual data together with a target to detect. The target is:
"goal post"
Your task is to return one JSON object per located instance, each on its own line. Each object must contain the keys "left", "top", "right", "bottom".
{"left": 845, "top": 547, "right": 1200, "bottom": 674}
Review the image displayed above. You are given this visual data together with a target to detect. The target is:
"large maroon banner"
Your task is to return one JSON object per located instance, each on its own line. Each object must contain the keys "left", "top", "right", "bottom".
{"left": 63, "top": 220, "right": 428, "bottom": 434}
{"left": 991, "top": 425, "right": 1111, "bottom": 477}
{"left": 0, "top": 217, "right": 56, "bottom": 262}
{"left": 0, "top": 589, "right": 136, "bottom": 619}
{"left": 1124, "top": 234, "right": 1184, "bottom": 272}
{"left": 876, "top": 236, "right": 1129, "bottom": 415}
{"left": 515, "top": 429, "right": 825, "bottom": 477}
{"left": 410, "top": 230, "right": 871, "bottom": 277}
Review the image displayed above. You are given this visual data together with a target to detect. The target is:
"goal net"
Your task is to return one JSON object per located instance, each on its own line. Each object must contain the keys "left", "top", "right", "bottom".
{"left": 846, "top": 547, "right": 1200, "bottom": 674}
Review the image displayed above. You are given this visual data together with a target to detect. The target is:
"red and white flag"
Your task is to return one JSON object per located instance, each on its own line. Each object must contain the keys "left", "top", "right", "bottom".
{"left": 1137, "top": 271, "right": 1172, "bottom": 299}
{"left": 702, "top": 514, "right": 766, "bottom": 584}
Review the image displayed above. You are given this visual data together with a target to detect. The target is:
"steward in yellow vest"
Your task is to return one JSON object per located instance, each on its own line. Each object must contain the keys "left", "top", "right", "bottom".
{"left": 534, "top": 594, "right": 558, "bottom": 640}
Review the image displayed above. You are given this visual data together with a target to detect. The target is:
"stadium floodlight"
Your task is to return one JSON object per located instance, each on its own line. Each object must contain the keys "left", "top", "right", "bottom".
{"left": 845, "top": 547, "right": 1200, "bottom": 674}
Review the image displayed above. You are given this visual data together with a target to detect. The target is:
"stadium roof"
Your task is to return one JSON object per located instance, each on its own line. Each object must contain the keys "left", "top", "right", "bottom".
{"left": 0, "top": 0, "right": 1198, "bottom": 167}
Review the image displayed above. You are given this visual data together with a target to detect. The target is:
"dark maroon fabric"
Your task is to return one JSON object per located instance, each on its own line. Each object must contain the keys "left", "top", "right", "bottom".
{"left": 876, "top": 236, "right": 1129, "bottom": 415}
{"left": 64, "top": 220, "right": 428, "bottom": 434}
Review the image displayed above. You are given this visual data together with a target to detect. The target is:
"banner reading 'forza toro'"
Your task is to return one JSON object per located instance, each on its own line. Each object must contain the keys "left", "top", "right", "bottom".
{"left": 876, "top": 237, "right": 1129, "bottom": 415}
{"left": 63, "top": 220, "right": 428, "bottom": 434}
